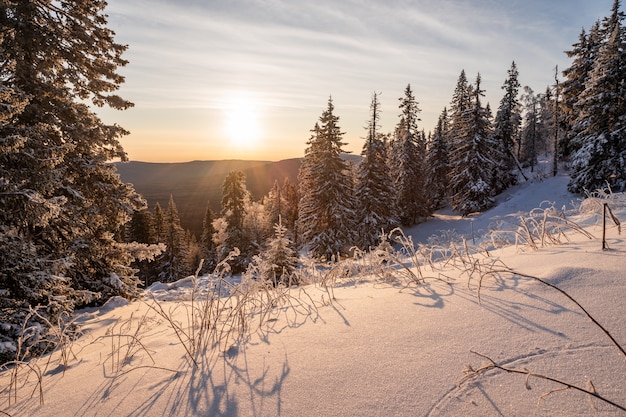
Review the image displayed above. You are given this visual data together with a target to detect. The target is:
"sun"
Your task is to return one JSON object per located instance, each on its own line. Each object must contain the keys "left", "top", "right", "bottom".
{"left": 223, "top": 93, "right": 262, "bottom": 149}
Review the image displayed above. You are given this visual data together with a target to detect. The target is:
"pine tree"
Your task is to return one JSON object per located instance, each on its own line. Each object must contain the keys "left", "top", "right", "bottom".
{"left": 568, "top": 0, "right": 626, "bottom": 193}
{"left": 0, "top": 0, "right": 145, "bottom": 359}
{"left": 449, "top": 74, "right": 497, "bottom": 215}
{"left": 425, "top": 108, "right": 450, "bottom": 210}
{"left": 492, "top": 62, "right": 522, "bottom": 192}
{"left": 389, "top": 84, "right": 427, "bottom": 226}
{"left": 218, "top": 170, "right": 254, "bottom": 273}
{"left": 355, "top": 93, "right": 398, "bottom": 249}
{"left": 297, "top": 97, "right": 355, "bottom": 260}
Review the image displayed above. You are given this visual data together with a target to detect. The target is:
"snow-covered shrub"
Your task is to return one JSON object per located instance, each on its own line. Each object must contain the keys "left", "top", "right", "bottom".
{"left": 251, "top": 219, "right": 299, "bottom": 286}
{"left": 148, "top": 249, "right": 319, "bottom": 367}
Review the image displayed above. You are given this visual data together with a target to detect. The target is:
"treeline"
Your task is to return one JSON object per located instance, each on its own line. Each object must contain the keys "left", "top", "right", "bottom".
{"left": 128, "top": 62, "right": 559, "bottom": 275}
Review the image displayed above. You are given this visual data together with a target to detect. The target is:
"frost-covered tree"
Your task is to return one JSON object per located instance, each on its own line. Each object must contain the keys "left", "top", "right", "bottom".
{"left": 355, "top": 93, "right": 398, "bottom": 249}
{"left": 297, "top": 98, "right": 355, "bottom": 260}
{"left": 265, "top": 180, "right": 283, "bottom": 231}
{"left": 217, "top": 170, "right": 254, "bottom": 273}
{"left": 184, "top": 230, "right": 202, "bottom": 277}
{"left": 449, "top": 74, "right": 497, "bottom": 215}
{"left": 568, "top": 0, "right": 626, "bottom": 193}
{"left": 560, "top": 23, "right": 603, "bottom": 158}
{"left": 126, "top": 209, "right": 158, "bottom": 286}
{"left": 0, "top": 0, "right": 144, "bottom": 360}
{"left": 389, "top": 84, "right": 427, "bottom": 225}
{"left": 264, "top": 178, "right": 299, "bottom": 239}
{"left": 520, "top": 86, "right": 541, "bottom": 172}
{"left": 158, "top": 196, "right": 191, "bottom": 281}
{"left": 128, "top": 209, "right": 156, "bottom": 245}
{"left": 243, "top": 199, "right": 269, "bottom": 252}
{"left": 492, "top": 62, "right": 522, "bottom": 192}
{"left": 281, "top": 177, "right": 299, "bottom": 235}
{"left": 258, "top": 218, "right": 299, "bottom": 286}
{"left": 448, "top": 71, "right": 472, "bottom": 201}
{"left": 425, "top": 108, "right": 450, "bottom": 210}
{"left": 153, "top": 202, "right": 166, "bottom": 243}
{"left": 539, "top": 86, "right": 557, "bottom": 158}
{"left": 200, "top": 201, "right": 217, "bottom": 273}
{"left": 448, "top": 70, "right": 473, "bottom": 143}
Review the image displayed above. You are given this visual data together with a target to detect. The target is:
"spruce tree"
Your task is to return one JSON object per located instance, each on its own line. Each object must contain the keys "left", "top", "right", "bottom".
{"left": 520, "top": 86, "right": 541, "bottom": 172}
{"left": 448, "top": 70, "right": 473, "bottom": 203}
{"left": 448, "top": 70, "right": 473, "bottom": 141}
{"left": 492, "top": 62, "right": 522, "bottom": 192}
{"left": 153, "top": 202, "right": 166, "bottom": 243}
{"left": 297, "top": 98, "right": 355, "bottom": 260}
{"left": 200, "top": 201, "right": 217, "bottom": 273}
{"left": 281, "top": 177, "right": 299, "bottom": 237}
{"left": 264, "top": 178, "right": 298, "bottom": 239}
{"left": 355, "top": 93, "right": 398, "bottom": 249}
{"left": 243, "top": 199, "right": 269, "bottom": 253}
{"left": 389, "top": 84, "right": 427, "bottom": 226}
{"left": 425, "top": 108, "right": 450, "bottom": 210}
{"left": 0, "top": 0, "right": 144, "bottom": 358}
{"left": 568, "top": 0, "right": 626, "bottom": 193}
{"left": 159, "top": 196, "right": 191, "bottom": 282}
{"left": 218, "top": 170, "right": 253, "bottom": 273}
{"left": 260, "top": 218, "right": 299, "bottom": 286}
{"left": 539, "top": 87, "right": 556, "bottom": 158}
{"left": 265, "top": 180, "right": 283, "bottom": 230}
{"left": 449, "top": 74, "right": 497, "bottom": 215}
{"left": 126, "top": 209, "right": 157, "bottom": 286}
{"left": 561, "top": 24, "right": 602, "bottom": 158}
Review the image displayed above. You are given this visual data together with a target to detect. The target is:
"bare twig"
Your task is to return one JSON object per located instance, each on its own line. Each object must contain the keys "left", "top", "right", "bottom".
{"left": 504, "top": 269, "right": 626, "bottom": 359}
{"left": 462, "top": 350, "right": 626, "bottom": 412}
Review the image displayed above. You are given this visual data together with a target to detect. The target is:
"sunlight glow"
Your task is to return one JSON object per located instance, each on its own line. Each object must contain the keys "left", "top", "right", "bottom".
{"left": 223, "top": 93, "right": 262, "bottom": 149}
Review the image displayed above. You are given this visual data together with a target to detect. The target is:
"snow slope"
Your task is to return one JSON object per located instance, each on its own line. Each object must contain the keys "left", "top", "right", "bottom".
{"left": 2, "top": 173, "right": 625, "bottom": 417}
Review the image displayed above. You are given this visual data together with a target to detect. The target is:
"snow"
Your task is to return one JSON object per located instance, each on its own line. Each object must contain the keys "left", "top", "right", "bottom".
{"left": 2, "top": 170, "right": 626, "bottom": 416}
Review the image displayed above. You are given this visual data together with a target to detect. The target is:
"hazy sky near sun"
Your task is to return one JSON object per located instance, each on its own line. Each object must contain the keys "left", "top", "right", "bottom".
{"left": 98, "top": 0, "right": 615, "bottom": 162}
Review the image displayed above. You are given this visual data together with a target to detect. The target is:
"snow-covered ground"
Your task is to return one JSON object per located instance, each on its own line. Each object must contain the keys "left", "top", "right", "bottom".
{"left": 2, "top": 170, "right": 625, "bottom": 417}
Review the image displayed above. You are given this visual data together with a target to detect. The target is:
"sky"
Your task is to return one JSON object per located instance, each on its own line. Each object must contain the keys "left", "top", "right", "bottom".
{"left": 97, "top": 0, "right": 616, "bottom": 162}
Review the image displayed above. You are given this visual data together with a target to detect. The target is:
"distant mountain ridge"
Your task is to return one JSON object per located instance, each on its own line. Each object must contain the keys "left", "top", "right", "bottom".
{"left": 115, "top": 158, "right": 302, "bottom": 236}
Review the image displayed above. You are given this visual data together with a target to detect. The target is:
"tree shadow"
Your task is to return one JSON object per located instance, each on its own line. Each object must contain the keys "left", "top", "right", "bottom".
{"left": 405, "top": 280, "right": 455, "bottom": 309}
{"left": 452, "top": 274, "right": 577, "bottom": 337}
{"left": 71, "top": 342, "right": 291, "bottom": 417}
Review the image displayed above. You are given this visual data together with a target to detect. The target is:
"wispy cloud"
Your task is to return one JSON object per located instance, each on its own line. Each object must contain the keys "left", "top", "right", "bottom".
{"left": 103, "top": 0, "right": 616, "bottom": 160}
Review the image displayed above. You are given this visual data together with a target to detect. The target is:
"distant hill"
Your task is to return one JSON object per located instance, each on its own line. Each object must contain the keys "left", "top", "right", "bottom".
{"left": 114, "top": 159, "right": 302, "bottom": 237}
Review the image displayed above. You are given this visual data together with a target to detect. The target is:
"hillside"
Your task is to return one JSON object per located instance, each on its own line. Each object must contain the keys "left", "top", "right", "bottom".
{"left": 115, "top": 158, "right": 302, "bottom": 235}
{"left": 2, "top": 173, "right": 625, "bottom": 416}
{"left": 115, "top": 155, "right": 361, "bottom": 237}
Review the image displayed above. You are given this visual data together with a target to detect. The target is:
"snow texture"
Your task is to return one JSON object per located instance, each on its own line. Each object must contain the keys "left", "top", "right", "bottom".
{"left": 1, "top": 171, "right": 625, "bottom": 417}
